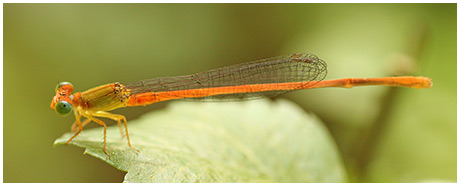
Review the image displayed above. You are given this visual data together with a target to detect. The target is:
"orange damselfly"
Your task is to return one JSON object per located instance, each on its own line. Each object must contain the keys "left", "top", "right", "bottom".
{"left": 50, "top": 53, "right": 432, "bottom": 158}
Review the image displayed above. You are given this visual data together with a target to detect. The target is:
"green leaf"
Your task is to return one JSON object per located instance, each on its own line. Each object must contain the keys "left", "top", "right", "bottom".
{"left": 54, "top": 99, "right": 347, "bottom": 183}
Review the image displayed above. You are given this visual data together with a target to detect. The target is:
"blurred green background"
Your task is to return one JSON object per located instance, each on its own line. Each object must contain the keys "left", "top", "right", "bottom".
{"left": 4, "top": 3, "right": 456, "bottom": 183}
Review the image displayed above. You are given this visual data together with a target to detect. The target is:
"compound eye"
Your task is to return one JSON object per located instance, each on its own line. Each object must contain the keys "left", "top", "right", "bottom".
{"left": 55, "top": 100, "right": 73, "bottom": 116}
{"left": 55, "top": 82, "right": 73, "bottom": 93}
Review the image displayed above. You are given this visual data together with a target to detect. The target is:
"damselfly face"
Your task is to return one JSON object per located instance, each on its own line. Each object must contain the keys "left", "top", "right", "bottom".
{"left": 51, "top": 82, "right": 74, "bottom": 116}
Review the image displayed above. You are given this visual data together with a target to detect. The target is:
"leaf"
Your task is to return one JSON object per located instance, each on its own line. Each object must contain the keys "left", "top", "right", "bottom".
{"left": 54, "top": 99, "right": 347, "bottom": 183}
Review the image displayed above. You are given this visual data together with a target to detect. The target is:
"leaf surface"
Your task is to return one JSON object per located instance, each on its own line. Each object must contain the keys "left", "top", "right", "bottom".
{"left": 54, "top": 99, "right": 346, "bottom": 182}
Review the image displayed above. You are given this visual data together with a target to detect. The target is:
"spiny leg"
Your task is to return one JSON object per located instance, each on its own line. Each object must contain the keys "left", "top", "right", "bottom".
{"left": 67, "top": 109, "right": 84, "bottom": 145}
{"left": 82, "top": 114, "right": 111, "bottom": 158}
{"left": 93, "top": 111, "right": 139, "bottom": 152}
{"left": 117, "top": 119, "right": 126, "bottom": 138}
{"left": 71, "top": 119, "right": 91, "bottom": 132}
{"left": 70, "top": 112, "right": 82, "bottom": 132}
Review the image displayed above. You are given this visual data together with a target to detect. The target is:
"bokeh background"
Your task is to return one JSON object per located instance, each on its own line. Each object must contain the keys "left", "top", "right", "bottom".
{"left": 4, "top": 3, "right": 456, "bottom": 183}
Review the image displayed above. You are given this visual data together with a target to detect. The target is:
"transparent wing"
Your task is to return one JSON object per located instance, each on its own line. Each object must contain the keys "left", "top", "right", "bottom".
{"left": 126, "top": 53, "right": 327, "bottom": 101}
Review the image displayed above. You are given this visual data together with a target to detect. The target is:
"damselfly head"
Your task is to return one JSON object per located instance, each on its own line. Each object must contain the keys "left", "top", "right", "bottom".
{"left": 51, "top": 81, "right": 74, "bottom": 116}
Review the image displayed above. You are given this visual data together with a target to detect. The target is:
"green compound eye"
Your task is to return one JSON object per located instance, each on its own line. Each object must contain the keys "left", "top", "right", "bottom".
{"left": 55, "top": 100, "right": 73, "bottom": 116}
{"left": 55, "top": 82, "right": 73, "bottom": 93}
